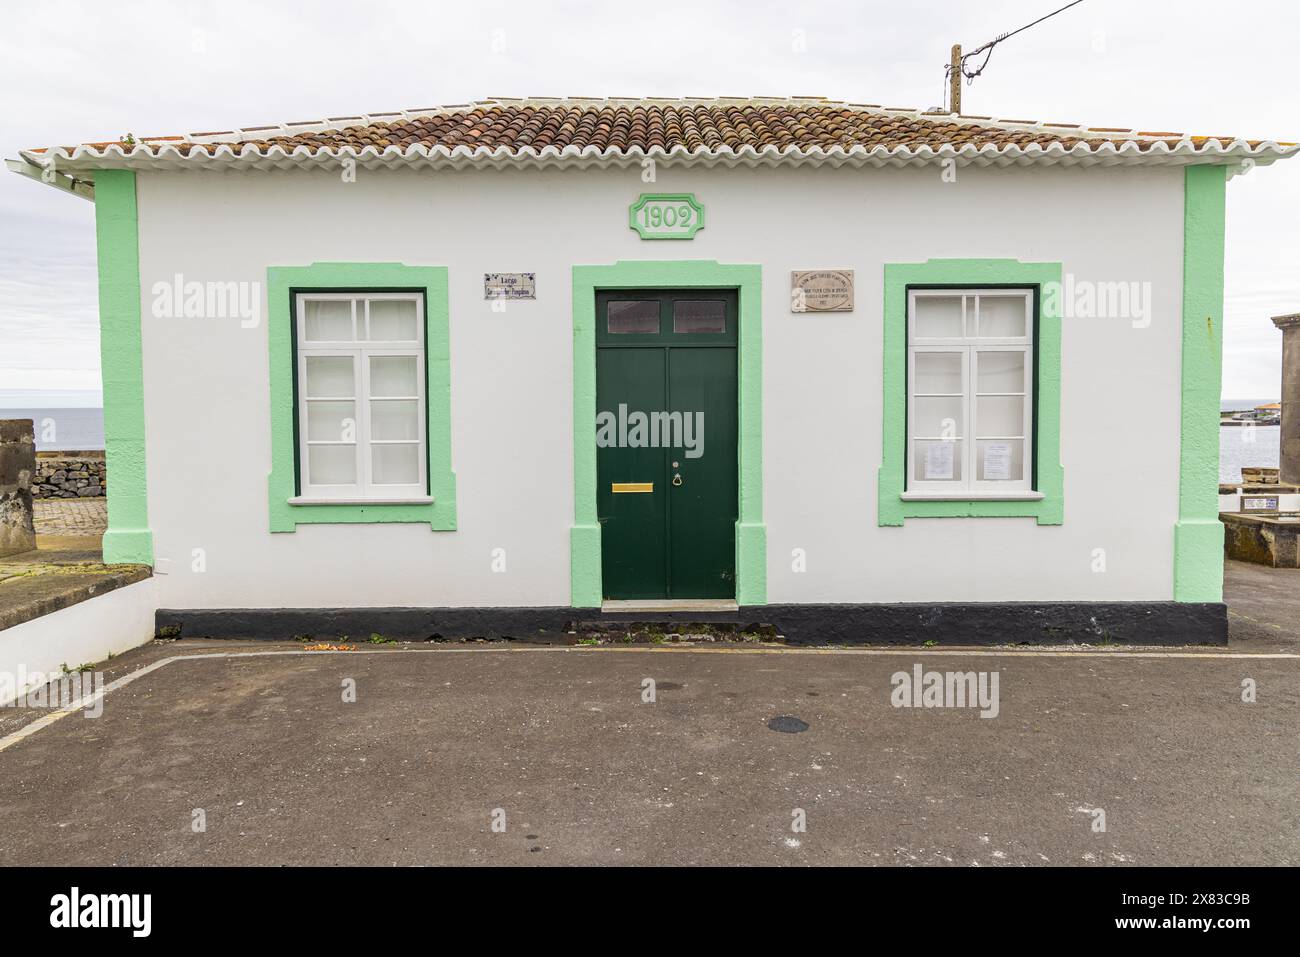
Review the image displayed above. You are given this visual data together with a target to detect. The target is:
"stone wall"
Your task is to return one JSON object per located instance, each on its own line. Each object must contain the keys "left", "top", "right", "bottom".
{"left": 33, "top": 451, "right": 107, "bottom": 499}
{"left": 1, "top": 419, "right": 36, "bottom": 556}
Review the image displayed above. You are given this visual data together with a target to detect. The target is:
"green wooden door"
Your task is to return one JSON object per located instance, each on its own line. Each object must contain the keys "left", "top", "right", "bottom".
{"left": 596, "top": 290, "right": 738, "bottom": 600}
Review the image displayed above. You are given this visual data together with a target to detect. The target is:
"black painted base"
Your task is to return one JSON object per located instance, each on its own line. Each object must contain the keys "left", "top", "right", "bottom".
{"left": 156, "top": 601, "right": 1227, "bottom": 646}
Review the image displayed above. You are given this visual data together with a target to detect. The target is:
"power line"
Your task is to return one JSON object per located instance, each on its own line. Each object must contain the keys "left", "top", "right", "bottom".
{"left": 944, "top": 0, "right": 1086, "bottom": 113}
{"left": 966, "top": 0, "right": 1086, "bottom": 64}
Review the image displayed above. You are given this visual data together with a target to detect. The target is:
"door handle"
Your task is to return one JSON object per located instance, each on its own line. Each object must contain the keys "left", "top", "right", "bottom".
{"left": 672, "top": 473, "right": 683, "bottom": 487}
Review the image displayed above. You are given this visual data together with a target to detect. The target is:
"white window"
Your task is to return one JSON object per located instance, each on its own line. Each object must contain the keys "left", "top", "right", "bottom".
{"left": 906, "top": 289, "right": 1035, "bottom": 498}
{"left": 295, "top": 292, "right": 427, "bottom": 502}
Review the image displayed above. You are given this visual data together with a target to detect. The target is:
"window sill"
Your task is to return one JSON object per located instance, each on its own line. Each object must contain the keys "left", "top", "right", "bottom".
{"left": 288, "top": 495, "right": 435, "bottom": 507}
{"left": 899, "top": 491, "right": 1044, "bottom": 502}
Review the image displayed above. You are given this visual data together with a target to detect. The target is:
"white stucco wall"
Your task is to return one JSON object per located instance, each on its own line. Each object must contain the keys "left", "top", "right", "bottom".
{"left": 133, "top": 162, "right": 1186, "bottom": 608}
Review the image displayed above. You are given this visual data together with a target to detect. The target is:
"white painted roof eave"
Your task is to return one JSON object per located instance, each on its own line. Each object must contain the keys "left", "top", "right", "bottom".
{"left": 17, "top": 137, "right": 1300, "bottom": 180}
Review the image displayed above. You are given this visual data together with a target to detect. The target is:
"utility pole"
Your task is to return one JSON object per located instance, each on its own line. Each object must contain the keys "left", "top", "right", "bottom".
{"left": 949, "top": 44, "right": 962, "bottom": 114}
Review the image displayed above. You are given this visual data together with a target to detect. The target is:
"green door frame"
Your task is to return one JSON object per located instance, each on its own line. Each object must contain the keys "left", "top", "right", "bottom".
{"left": 571, "top": 261, "right": 765, "bottom": 608}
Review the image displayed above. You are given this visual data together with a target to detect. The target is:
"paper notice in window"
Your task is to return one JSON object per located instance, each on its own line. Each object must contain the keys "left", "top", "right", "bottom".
{"left": 925, "top": 441, "right": 955, "bottom": 480}
{"left": 984, "top": 442, "right": 1012, "bottom": 481}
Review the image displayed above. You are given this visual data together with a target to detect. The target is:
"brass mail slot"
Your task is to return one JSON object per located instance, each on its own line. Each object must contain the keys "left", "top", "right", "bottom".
{"left": 611, "top": 482, "right": 654, "bottom": 494}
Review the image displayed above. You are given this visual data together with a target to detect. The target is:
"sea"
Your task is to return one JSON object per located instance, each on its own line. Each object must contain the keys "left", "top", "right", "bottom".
{"left": 0, "top": 393, "right": 1285, "bottom": 477}
{"left": 1220, "top": 398, "right": 1280, "bottom": 484}
{"left": 0, "top": 390, "right": 104, "bottom": 451}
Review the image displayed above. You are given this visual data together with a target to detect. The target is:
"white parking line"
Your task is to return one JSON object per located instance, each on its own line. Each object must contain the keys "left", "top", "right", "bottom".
{"left": 1, "top": 643, "right": 1295, "bottom": 753}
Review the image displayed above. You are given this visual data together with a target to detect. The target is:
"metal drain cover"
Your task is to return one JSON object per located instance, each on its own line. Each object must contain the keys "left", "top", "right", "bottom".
{"left": 767, "top": 715, "right": 809, "bottom": 733}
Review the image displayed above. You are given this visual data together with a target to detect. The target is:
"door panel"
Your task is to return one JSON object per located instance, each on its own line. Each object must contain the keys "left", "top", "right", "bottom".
{"left": 597, "top": 347, "right": 669, "bottom": 599}
{"left": 666, "top": 346, "right": 738, "bottom": 598}
{"left": 595, "top": 289, "right": 738, "bottom": 601}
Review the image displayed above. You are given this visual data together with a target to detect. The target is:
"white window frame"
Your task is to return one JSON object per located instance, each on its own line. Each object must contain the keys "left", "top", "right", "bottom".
{"left": 293, "top": 291, "right": 428, "bottom": 504}
{"left": 904, "top": 288, "right": 1038, "bottom": 500}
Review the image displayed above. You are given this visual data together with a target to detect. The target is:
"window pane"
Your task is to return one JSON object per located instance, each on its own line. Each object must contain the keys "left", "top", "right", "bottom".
{"left": 976, "top": 395, "right": 1024, "bottom": 438}
{"left": 607, "top": 300, "right": 659, "bottom": 334}
{"left": 913, "top": 296, "right": 963, "bottom": 338}
{"left": 977, "top": 439, "right": 1024, "bottom": 481}
{"left": 370, "top": 356, "right": 418, "bottom": 397}
{"left": 303, "top": 299, "right": 353, "bottom": 341}
{"left": 368, "top": 299, "right": 419, "bottom": 341}
{"left": 304, "top": 356, "right": 355, "bottom": 398}
{"left": 978, "top": 296, "right": 1027, "bottom": 338}
{"left": 308, "top": 444, "right": 356, "bottom": 485}
{"left": 372, "top": 443, "right": 420, "bottom": 485}
{"left": 306, "top": 400, "right": 356, "bottom": 442}
{"left": 371, "top": 400, "right": 419, "bottom": 440}
{"left": 913, "top": 352, "right": 963, "bottom": 394}
{"left": 673, "top": 300, "right": 726, "bottom": 334}
{"left": 913, "top": 396, "right": 963, "bottom": 438}
{"left": 913, "top": 439, "right": 963, "bottom": 481}
{"left": 976, "top": 351, "right": 1025, "bottom": 393}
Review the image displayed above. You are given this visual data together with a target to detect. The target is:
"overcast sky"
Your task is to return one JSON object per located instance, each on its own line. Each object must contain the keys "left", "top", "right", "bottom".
{"left": 1, "top": 0, "right": 1296, "bottom": 402}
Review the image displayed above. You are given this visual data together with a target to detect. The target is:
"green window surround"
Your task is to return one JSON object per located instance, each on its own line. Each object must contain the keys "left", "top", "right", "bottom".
{"left": 95, "top": 169, "right": 154, "bottom": 565}
{"left": 266, "top": 262, "right": 456, "bottom": 531}
{"left": 571, "top": 260, "right": 765, "bottom": 608}
{"left": 879, "top": 258, "right": 1064, "bottom": 526}
{"left": 1175, "top": 165, "right": 1227, "bottom": 602}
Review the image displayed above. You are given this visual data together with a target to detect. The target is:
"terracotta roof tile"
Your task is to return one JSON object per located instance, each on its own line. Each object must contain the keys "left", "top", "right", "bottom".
{"left": 29, "top": 98, "right": 1298, "bottom": 169}
{"left": 70, "top": 101, "right": 1214, "bottom": 157}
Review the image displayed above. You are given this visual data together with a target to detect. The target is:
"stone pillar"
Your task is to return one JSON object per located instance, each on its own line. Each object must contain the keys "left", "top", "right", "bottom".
{"left": 1272, "top": 313, "right": 1300, "bottom": 486}
{"left": 0, "top": 419, "right": 36, "bottom": 557}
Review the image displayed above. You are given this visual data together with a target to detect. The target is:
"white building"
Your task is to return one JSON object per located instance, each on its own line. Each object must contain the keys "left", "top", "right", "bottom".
{"left": 11, "top": 98, "right": 1297, "bottom": 643}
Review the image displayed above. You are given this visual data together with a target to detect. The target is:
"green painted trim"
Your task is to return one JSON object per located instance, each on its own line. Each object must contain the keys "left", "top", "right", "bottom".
{"left": 878, "top": 258, "right": 1064, "bottom": 526}
{"left": 266, "top": 263, "right": 456, "bottom": 531}
{"left": 571, "top": 260, "right": 764, "bottom": 607}
{"left": 628, "top": 194, "right": 706, "bottom": 240}
{"left": 95, "top": 169, "right": 153, "bottom": 565}
{"left": 1175, "top": 166, "right": 1228, "bottom": 602}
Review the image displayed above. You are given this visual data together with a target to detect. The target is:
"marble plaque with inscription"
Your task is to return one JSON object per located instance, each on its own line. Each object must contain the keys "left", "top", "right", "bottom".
{"left": 791, "top": 269, "right": 854, "bottom": 312}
